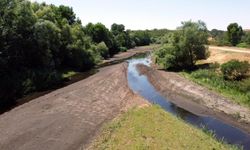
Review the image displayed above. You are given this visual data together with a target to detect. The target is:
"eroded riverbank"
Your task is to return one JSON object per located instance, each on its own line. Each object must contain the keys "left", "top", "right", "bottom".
{"left": 135, "top": 62, "right": 250, "bottom": 149}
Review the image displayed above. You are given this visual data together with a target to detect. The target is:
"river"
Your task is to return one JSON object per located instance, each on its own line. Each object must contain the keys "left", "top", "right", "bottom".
{"left": 127, "top": 55, "right": 250, "bottom": 149}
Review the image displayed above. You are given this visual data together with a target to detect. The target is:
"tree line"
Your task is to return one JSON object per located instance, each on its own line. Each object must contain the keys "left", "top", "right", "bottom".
{"left": 0, "top": 0, "right": 152, "bottom": 106}
{"left": 154, "top": 20, "right": 249, "bottom": 84}
{"left": 209, "top": 23, "right": 250, "bottom": 48}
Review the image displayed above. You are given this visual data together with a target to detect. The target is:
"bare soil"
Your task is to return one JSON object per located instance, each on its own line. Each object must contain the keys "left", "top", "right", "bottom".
{"left": 205, "top": 46, "right": 250, "bottom": 64}
{"left": 137, "top": 64, "right": 250, "bottom": 133}
{"left": 0, "top": 63, "right": 148, "bottom": 150}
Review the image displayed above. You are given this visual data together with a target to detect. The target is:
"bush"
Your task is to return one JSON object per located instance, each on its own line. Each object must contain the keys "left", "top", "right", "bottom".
{"left": 154, "top": 44, "right": 177, "bottom": 69}
{"left": 96, "top": 42, "right": 109, "bottom": 59}
{"left": 236, "top": 42, "right": 249, "bottom": 48}
{"left": 221, "top": 60, "right": 249, "bottom": 80}
{"left": 119, "top": 46, "right": 128, "bottom": 52}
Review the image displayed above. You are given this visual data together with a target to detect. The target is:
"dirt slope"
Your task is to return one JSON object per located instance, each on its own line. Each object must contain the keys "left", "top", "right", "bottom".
{"left": 0, "top": 63, "right": 147, "bottom": 150}
{"left": 137, "top": 64, "right": 250, "bottom": 133}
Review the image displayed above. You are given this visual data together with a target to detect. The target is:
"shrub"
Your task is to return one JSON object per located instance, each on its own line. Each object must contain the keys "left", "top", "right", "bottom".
{"left": 96, "top": 42, "right": 109, "bottom": 59}
{"left": 119, "top": 46, "right": 127, "bottom": 52}
{"left": 209, "top": 62, "right": 220, "bottom": 70}
{"left": 236, "top": 42, "right": 249, "bottom": 48}
{"left": 221, "top": 60, "right": 249, "bottom": 80}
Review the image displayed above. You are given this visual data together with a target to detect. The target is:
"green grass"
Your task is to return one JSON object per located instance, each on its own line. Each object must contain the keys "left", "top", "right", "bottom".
{"left": 62, "top": 71, "right": 77, "bottom": 79}
{"left": 91, "top": 106, "right": 238, "bottom": 150}
{"left": 236, "top": 42, "right": 250, "bottom": 48}
{"left": 182, "top": 69, "right": 250, "bottom": 108}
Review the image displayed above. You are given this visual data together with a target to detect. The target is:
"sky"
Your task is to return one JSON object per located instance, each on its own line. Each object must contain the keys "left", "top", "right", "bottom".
{"left": 31, "top": 0, "right": 250, "bottom": 30}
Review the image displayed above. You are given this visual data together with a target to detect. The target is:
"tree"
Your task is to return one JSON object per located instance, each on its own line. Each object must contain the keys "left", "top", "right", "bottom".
{"left": 111, "top": 23, "right": 125, "bottom": 36}
{"left": 227, "top": 23, "right": 243, "bottom": 46}
{"left": 33, "top": 20, "right": 61, "bottom": 68}
{"left": 0, "top": 0, "right": 99, "bottom": 106}
{"left": 132, "top": 31, "right": 151, "bottom": 46}
{"left": 210, "top": 29, "right": 224, "bottom": 38}
{"left": 242, "top": 32, "right": 250, "bottom": 45}
{"left": 85, "top": 23, "right": 116, "bottom": 55}
{"left": 57, "top": 5, "right": 76, "bottom": 25}
{"left": 95, "top": 42, "right": 109, "bottom": 59}
{"left": 154, "top": 20, "right": 209, "bottom": 70}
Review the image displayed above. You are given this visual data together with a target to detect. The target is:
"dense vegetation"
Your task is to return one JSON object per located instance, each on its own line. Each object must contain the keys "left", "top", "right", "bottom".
{"left": 92, "top": 106, "right": 238, "bottom": 150}
{"left": 221, "top": 60, "right": 249, "bottom": 81}
{"left": 0, "top": 0, "right": 151, "bottom": 107}
{"left": 209, "top": 23, "right": 250, "bottom": 48}
{"left": 182, "top": 62, "right": 250, "bottom": 107}
{"left": 154, "top": 20, "right": 209, "bottom": 70}
{"left": 153, "top": 20, "right": 250, "bottom": 107}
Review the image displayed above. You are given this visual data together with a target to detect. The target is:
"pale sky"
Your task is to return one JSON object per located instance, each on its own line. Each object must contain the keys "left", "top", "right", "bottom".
{"left": 31, "top": 0, "right": 250, "bottom": 30}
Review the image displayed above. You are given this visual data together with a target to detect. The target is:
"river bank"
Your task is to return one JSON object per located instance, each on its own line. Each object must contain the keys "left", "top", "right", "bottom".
{"left": 0, "top": 46, "right": 155, "bottom": 115}
{"left": 137, "top": 64, "right": 250, "bottom": 134}
{"left": 0, "top": 63, "right": 148, "bottom": 150}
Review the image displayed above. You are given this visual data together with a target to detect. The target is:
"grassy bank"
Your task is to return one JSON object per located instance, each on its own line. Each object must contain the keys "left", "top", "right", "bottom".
{"left": 182, "top": 69, "right": 250, "bottom": 108}
{"left": 91, "top": 106, "right": 237, "bottom": 150}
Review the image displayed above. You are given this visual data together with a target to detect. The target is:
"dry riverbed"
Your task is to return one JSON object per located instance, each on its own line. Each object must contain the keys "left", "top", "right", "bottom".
{"left": 137, "top": 64, "right": 250, "bottom": 133}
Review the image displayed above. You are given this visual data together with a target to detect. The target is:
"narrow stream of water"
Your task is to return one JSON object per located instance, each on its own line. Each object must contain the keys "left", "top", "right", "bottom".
{"left": 127, "top": 56, "right": 250, "bottom": 149}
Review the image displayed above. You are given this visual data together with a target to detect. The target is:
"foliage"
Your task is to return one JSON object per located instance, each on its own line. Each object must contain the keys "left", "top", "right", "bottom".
{"left": 92, "top": 106, "right": 238, "bottom": 150}
{"left": 0, "top": 0, "right": 152, "bottom": 107}
{"left": 183, "top": 69, "right": 250, "bottom": 107}
{"left": 221, "top": 60, "right": 249, "bottom": 81}
{"left": 111, "top": 23, "right": 125, "bottom": 36}
{"left": 132, "top": 29, "right": 171, "bottom": 44}
{"left": 227, "top": 23, "right": 243, "bottom": 46}
{"left": 119, "top": 46, "right": 128, "bottom": 52}
{"left": 154, "top": 20, "right": 209, "bottom": 70}
{"left": 208, "top": 30, "right": 231, "bottom": 46}
{"left": 95, "top": 42, "right": 109, "bottom": 59}
{"left": 236, "top": 42, "right": 249, "bottom": 48}
{"left": 210, "top": 29, "right": 225, "bottom": 38}
{"left": 241, "top": 32, "right": 250, "bottom": 46}
{"left": 131, "top": 31, "right": 151, "bottom": 46}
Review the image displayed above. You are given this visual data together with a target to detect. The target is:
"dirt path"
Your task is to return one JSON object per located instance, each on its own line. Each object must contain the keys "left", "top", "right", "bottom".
{"left": 202, "top": 46, "right": 250, "bottom": 64}
{"left": 209, "top": 46, "right": 250, "bottom": 54}
{"left": 0, "top": 63, "right": 148, "bottom": 150}
{"left": 137, "top": 64, "right": 250, "bottom": 133}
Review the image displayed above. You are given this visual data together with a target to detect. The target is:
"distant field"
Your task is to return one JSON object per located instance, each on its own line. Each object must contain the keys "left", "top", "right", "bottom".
{"left": 204, "top": 46, "right": 250, "bottom": 64}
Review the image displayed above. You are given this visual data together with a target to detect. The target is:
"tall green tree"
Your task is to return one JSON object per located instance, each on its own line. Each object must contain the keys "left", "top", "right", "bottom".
{"left": 111, "top": 23, "right": 125, "bottom": 36}
{"left": 85, "top": 23, "right": 117, "bottom": 55}
{"left": 227, "top": 23, "right": 243, "bottom": 46}
{"left": 154, "top": 20, "right": 209, "bottom": 70}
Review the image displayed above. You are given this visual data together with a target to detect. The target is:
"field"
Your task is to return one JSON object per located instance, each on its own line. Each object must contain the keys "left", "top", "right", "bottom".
{"left": 203, "top": 46, "right": 250, "bottom": 64}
